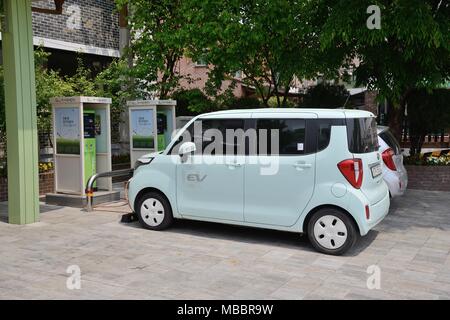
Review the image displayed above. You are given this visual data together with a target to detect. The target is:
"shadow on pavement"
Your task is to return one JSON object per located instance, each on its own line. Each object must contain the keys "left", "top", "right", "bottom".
{"left": 123, "top": 216, "right": 377, "bottom": 256}
{"left": 0, "top": 202, "right": 64, "bottom": 224}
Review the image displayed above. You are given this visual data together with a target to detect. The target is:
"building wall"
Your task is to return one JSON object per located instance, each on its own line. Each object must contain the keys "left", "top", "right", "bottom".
{"left": 177, "top": 57, "right": 246, "bottom": 98}
{"left": 32, "top": 0, "right": 119, "bottom": 51}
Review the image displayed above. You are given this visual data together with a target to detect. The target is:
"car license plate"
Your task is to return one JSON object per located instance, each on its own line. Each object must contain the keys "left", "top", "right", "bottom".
{"left": 371, "top": 163, "right": 382, "bottom": 178}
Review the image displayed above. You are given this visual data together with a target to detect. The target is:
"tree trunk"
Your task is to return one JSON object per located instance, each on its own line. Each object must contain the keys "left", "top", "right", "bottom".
{"left": 417, "top": 134, "right": 426, "bottom": 155}
{"left": 387, "top": 100, "right": 404, "bottom": 142}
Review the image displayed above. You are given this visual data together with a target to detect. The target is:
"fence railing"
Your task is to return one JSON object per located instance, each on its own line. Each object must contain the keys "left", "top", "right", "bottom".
{"left": 401, "top": 129, "right": 450, "bottom": 147}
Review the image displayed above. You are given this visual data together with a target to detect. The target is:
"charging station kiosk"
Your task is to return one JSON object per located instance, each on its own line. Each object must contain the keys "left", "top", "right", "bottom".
{"left": 127, "top": 100, "right": 176, "bottom": 166}
{"left": 46, "top": 96, "right": 119, "bottom": 207}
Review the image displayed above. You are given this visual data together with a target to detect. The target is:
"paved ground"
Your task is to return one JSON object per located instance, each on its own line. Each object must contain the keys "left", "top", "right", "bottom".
{"left": 1, "top": 189, "right": 449, "bottom": 300}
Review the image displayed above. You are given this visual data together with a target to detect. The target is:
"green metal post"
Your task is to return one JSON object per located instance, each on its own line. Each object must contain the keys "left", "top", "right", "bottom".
{"left": 3, "top": 0, "right": 40, "bottom": 224}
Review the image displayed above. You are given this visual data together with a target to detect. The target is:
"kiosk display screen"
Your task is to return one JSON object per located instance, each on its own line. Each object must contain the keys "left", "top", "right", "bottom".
{"left": 131, "top": 109, "right": 155, "bottom": 149}
{"left": 55, "top": 107, "right": 81, "bottom": 155}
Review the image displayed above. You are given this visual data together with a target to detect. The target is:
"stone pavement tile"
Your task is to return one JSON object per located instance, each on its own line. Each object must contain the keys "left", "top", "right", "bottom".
{"left": 297, "top": 264, "right": 337, "bottom": 281}
{"left": 229, "top": 278, "right": 289, "bottom": 299}
{"left": 344, "top": 288, "right": 406, "bottom": 300}
{"left": 269, "top": 286, "right": 309, "bottom": 300}
{"left": 259, "top": 249, "right": 295, "bottom": 262}
{"left": 428, "top": 283, "right": 450, "bottom": 299}
{"left": 326, "top": 270, "right": 370, "bottom": 290}
{"left": 177, "top": 288, "right": 231, "bottom": 300}
{"left": 311, "top": 256, "right": 346, "bottom": 270}
{"left": 434, "top": 270, "right": 450, "bottom": 284}
{"left": 125, "top": 280, "right": 185, "bottom": 298}
{"left": 206, "top": 275, "right": 255, "bottom": 296}
{"left": 445, "top": 256, "right": 450, "bottom": 267}
{"left": 406, "top": 260, "right": 446, "bottom": 274}
{"left": 304, "top": 282, "right": 353, "bottom": 299}
{"left": 424, "top": 238, "right": 450, "bottom": 252}
{"left": 401, "top": 270, "right": 437, "bottom": 283}
{"left": 170, "top": 254, "right": 224, "bottom": 274}
{"left": 384, "top": 246, "right": 420, "bottom": 262}
{"left": 269, "top": 277, "right": 321, "bottom": 299}
{"left": 385, "top": 278, "right": 439, "bottom": 300}
{"left": 413, "top": 248, "right": 449, "bottom": 265}
{"left": 110, "top": 289, "right": 170, "bottom": 300}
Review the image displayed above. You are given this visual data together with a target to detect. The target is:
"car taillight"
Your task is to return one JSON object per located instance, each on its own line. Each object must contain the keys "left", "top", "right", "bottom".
{"left": 365, "top": 205, "right": 370, "bottom": 220}
{"left": 382, "top": 148, "right": 396, "bottom": 171}
{"left": 337, "top": 158, "right": 363, "bottom": 189}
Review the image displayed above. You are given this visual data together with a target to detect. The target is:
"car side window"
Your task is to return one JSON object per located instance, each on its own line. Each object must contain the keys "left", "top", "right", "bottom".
{"left": 256, "top": 119, "right": 306, "bottom": 155}
{"left": 172, "top": 118, "right": 246, "bottom": 155}
{"left": 200, "top": 119, "right": 246, "bottom": 155}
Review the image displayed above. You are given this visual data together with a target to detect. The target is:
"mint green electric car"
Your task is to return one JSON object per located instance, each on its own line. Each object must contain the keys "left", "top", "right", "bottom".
{"left": 127, "top": 109, "right": 390, "bottom": 255}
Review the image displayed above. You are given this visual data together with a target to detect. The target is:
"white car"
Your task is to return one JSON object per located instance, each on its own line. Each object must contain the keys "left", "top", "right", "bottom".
{"left": 377, "top": 126, "right": 408, "bottom": 197}
{"left": 128, "top": 109, "right": 391, "bottom": 255}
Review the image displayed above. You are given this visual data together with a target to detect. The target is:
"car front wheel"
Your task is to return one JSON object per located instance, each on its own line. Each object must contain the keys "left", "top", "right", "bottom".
{"left": 136, "top": 192, "right": 173, "bottom": 230}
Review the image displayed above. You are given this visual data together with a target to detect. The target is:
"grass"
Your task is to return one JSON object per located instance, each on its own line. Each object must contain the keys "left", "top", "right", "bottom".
{"left": 56, "top": 138, "right": 80, "bottom": 155}
{"left": 132, "top": 135, "right": 154, "bottom": 149}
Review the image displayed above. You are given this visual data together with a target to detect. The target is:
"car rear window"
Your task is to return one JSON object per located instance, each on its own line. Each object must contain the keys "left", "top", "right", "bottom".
{"left": 346, "top": 117, "right": 379, "bottom": 153}
{"left": 379, "top": 129, "right": 401, "bottom": 154}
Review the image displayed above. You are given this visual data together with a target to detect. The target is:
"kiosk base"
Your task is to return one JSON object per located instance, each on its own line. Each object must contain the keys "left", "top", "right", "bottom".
{"left": 45, "top": 191, "right": 120, "bottom": 208}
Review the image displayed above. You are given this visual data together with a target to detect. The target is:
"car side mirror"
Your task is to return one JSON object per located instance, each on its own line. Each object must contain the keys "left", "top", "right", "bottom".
{"left": 178, "top": 142, "right": 196, "bottom": 161}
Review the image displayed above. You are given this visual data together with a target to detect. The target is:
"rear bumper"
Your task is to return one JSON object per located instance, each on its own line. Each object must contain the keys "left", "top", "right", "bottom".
{"left": 384, "top": 169, "right": 408, "bottom": 197}
{"left": 361, "top": 189, "right": 390, "bottom": 235}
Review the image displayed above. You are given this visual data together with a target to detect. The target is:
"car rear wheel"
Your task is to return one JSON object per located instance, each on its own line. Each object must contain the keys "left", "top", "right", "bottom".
{"left": 307, "top": 208, "right": 357, "bottom": 255}
{"left": 136, "top": 192, "right": 173, "bottom": 230}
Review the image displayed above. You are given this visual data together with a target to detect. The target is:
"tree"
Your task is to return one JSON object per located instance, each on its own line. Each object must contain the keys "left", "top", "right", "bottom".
{"left": 407, "top": 89, "right": 450, "bottom": 156}
{"left": 300, "top": 83, "right": 350, "bottom": 108}
{"left": 184, "top": 0, "right": 343, "bottom": 107}
{"left": 115, "top": 0, "right": 189, "bottom": 99}
{"left": 171, "top": 89, "right": 217, "bottom": 116}
{"left": 318, "top": 0, "right": 450, "bottom": 140}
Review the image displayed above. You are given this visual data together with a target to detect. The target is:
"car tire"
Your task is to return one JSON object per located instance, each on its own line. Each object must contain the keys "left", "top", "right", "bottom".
{"left": 136, "top": 192, "right": 173, "bottom": 231}
{"left": 307, "top": 208, "right": 358, "bottom": 255}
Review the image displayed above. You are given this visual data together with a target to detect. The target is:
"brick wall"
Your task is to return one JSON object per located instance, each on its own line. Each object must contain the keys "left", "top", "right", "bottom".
{"left": 0, "top": 172, "right": 55, "bottom": 202}
{"left": 0, "top": 176, "right": 7, "bottom": 202}
{"left": 405, "top": 165, "right": 450, "bottom": 192}
{"left": 32, "top": 0, "right": 119, "bottom": 50}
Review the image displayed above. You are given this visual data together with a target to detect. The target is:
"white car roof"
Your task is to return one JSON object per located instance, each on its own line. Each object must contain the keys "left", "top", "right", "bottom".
{"left": 198, "top": 108, "right": 374, "bottom": 119}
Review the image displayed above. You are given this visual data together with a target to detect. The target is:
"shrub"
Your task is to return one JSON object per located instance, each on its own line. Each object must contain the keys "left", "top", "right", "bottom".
{"left": 300, "top": 83, "right": 350, "bottom": 108}
{"left": 171, "top": 89, "right": 217, "bottom": 116}
{"left": 404, "top": 153, "right": 450, "bottom": 166}
{"left": 406, "top": 89, "right": 450, "bottom": 156}
{"left": 267, "top": 96, "right": 296, "bottom": 108}
{"left": 226, "top": 96, "right": 261, "bottom": 109}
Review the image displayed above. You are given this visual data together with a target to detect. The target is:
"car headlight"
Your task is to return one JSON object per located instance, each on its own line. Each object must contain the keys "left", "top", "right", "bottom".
{"left": 134, "top": 157, "right": 154, "bottom": 171}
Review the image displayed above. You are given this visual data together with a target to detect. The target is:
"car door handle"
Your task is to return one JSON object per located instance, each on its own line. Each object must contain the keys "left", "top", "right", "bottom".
{"left": 227, "top": 162, "right": 243, "bottom": 169}
{"left": 293, "top": 162, "right": 312, "bottom": 169}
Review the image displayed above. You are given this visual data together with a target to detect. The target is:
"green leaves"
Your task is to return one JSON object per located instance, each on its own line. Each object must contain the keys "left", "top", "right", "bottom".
{"left": 117, "top": 0, "right": 188, "bottom": 98}
{"left": 183, "top": 0, "right": 341, "bottom": 107}
{"left": 319, "top": 0, "right": 450, "bottom": 102}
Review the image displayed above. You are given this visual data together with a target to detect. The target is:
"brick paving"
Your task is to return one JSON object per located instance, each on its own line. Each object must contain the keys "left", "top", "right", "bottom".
{"left": 0, "top": 189, "right": 449, "bottom": 299}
